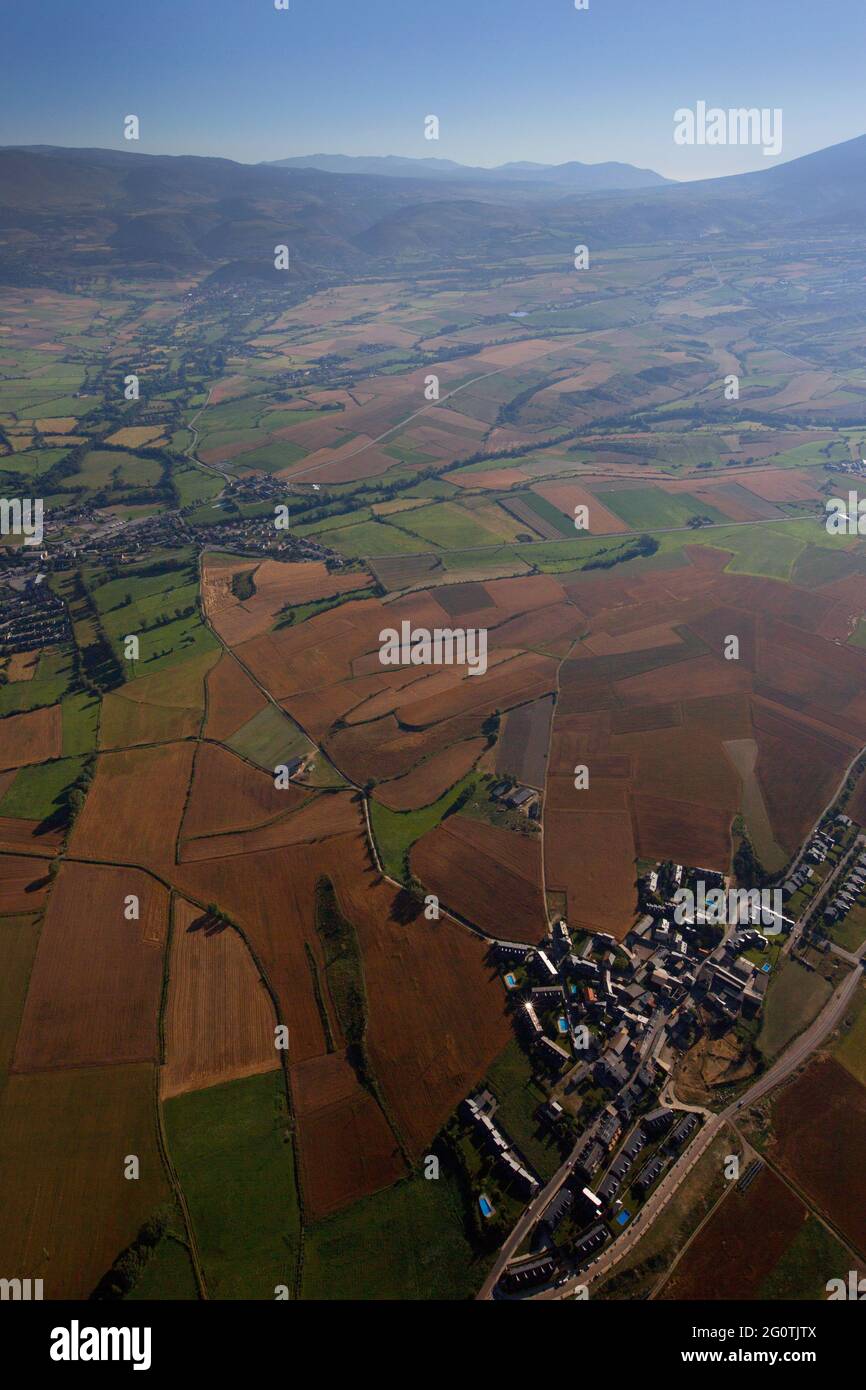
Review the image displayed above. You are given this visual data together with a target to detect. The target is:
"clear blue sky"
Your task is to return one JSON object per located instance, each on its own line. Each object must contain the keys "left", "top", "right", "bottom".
{"left": 2, "top": 0, "right": 863, "bottom": 179}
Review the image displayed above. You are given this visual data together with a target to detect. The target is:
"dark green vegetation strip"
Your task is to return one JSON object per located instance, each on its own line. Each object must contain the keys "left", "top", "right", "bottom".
{"left": 314, "top": 877, "right": 365, "bottom": 1049}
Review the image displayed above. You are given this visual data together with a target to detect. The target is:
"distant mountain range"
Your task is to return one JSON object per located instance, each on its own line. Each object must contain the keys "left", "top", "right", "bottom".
{"left": 1, "top": 134, "right": 865, "bottom": 286}
{"left": 264, "top": 153, "right": 673, "bottom": 191}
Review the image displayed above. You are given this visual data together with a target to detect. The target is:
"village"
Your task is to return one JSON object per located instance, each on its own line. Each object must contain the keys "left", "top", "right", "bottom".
{"left": 454, "top": 856, "right": 800, "bottom": 1294}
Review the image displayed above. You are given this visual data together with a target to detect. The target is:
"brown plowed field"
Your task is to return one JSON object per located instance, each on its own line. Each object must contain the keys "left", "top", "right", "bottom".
{"left": 206, "top": 557, "right": 369, "bottom": 645}
{"left": 0, "top": 817, "right": 63, "bottom": 855}
{"left": 0, "top": 853, "right": 52, "bottom": 913}
{"left": 13, "top": 862, "right": 167, "bottom": 1070}
{"left": 0, "top": 1063, "right": 170, "bottom": 1299}
{"left": 658, "top": 1166, "right": 807, "bottom": 1300}
{"left": 166, "top": 843, "right": 338, "bottom": 1065}
{"left": 633, "top": 793, "right": 732, "bottom": 870}
{"left": 753, "top": 708, "right": 850, "bottom": 853}
{"left": 179, "top": 790, "right": 360, "bottom": 862}
{"left": 545, "top": 809, "right": 637, "bottom": 938}
{"left": 328, "top": 832, "right": 513, "bottom": 1152}
{"left": 325, "top": 708, "right": 490, "bottom": 785}
{"left": 374, "top": 738, "right": 486, "bottom": 811}
{"left": 69, "top": 741, "right": 195, "bottom": 867}
{"left": 291, "top": 1049, "right": 360, "bottom": 1116}
{"left": 182, "top": 742, "right": 309, "bottom": 838}
{"left": 99, "top": 693, "right": 200, "bottom": 748}
{"left": 410, "top": 817, "right": 544, "bottom": 942}
{"left": 0, "top": 705, "right": 62, "bottom": 770}
{"left": 296, "top": 1089, "right": 405, "bottom": 1219}
{"left": 204, "top": 653, "right": 267, "bottom": 741}
{"left": 534, "top": 480, "right": 631, "bottom": 534}
{"left": 161, "top": 898, "right": 279, "bottom": 1099}
{"left": 768, "top": 1057, "right": 866, "bottom": 1251}
{"left": 398, "top": 652, "right": 557, "bottom": 729}
{"left": 169, "top": 822, "right": 512, "bottom": 1146}
{"left": 546, "top": 776, "right": 629, "bottom": 812}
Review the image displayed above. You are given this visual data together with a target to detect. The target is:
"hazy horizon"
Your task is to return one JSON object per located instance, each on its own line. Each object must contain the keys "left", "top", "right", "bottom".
{"left": 3, "top": 0, "right": 865, "bottom": 180}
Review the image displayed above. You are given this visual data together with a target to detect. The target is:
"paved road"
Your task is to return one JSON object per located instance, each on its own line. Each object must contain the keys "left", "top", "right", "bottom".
{"left": 477, "top": 1020, "right": 664, "bottom": 1300}
{"left": 532, "top": 954, "right": 863, "bottom": 1301}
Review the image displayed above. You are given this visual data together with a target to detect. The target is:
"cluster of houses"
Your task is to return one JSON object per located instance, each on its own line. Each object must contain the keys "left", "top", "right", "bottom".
{"left": 501, "top": 1100, "right": 703, "bottom": 1293}
{"left": 482, "top": 858, "right": 787, "bottom": 1294}
{"left": 821, "top": 821, "right": 866, "bottom": 925}
{"left": 0, "top": 573, "right": 70, "bottom": 655}
{"left": 462, "top": 1092, "right": 540, "bottom": 1201}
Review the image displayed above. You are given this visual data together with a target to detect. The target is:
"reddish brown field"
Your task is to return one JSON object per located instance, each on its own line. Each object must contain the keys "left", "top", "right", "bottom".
{"left": 168, "top": 843, "right": 334, "bottom": 1064}
{"left": 534, "top": 480, "right": 631, "bottom": 534}
{"left": 206, "top": 556, "right": 369, "bottom": 645}
{"left": 161, "top": 898, "right": 279, "bottom": 1099}
{"left": 753, "top": 705, "right": 852, "bottom": 854}
{"left": 545, "top": 810, "right": 637, "bottom": 938}
{"left": 296, "top": 1088, "right": 405, "bottom": 1219}
{"left": 329, "top": 832, "right": 512, "bottom": 1152}
{"left": 182, "top": 742, "right": 309, "bottom": 838}
{"left": 170, "top": 820, "right": 511, "bottom": 1148}
{"left": 204, "top": 652, "right": 267, "bottom": 741}
{"left": 0, "top": 705, "right": 62, "bottom": 770}
{"left": 374, "top": 738, "right": 486, "bottom": 811}
{"left": 13, "top": 862, "right": 167, "bottom": 1070}
{"left": 0, "top": 817, "right": 63, "bottom": 855}
{"left": 291, "top": 1049, "right": 360, "bottom": 1116}
{"left": 326, "top": 708, "right": 491, "bottom": 785}
{"left": 179, "top": 790, "right": 360, "bottom": 861}
{"left": 69, "top": 741, "right": 195, "bottom": 867}
{"left": 0, "top": 853, "right": 51, "bottom": 913}
{"left": 659, "top": 1167, "right": 807, "bottom": 1300}
{"left": 633, "top": 794, "right": 732, "bottom": 869}
{"left": 410, "top": 817, "right": 545, "bottom": 941}
{"left": 768, "top": 1057, "right": 866, "bottom": 1252}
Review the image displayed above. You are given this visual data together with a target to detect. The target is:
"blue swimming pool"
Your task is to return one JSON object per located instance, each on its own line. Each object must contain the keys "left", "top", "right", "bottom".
{"left": 479, "top": 1194, "right": 494, "bottom": 1218}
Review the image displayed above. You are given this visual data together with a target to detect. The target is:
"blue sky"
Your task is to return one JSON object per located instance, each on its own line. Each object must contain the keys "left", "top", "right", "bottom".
{"left": 2, "top": 0, "right": 863, "bottom": 179}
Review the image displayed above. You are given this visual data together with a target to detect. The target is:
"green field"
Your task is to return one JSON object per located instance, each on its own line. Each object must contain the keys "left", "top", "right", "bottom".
{"left": 395, "top": 502, "right": 506, "bottom": 550}
{"left": 61, "top": 692, "right": 100, "bottom": 756}
{"left": 832, "top": 980, "right": 866, "bottom": 1085}
{"left": 74, "top": 449, "right": 162, "bottom": 493}
{"left": 164, "top": 1071, "right": 301, "bottom": 1300}
{"left": 227, "top": 704, "right": 314, "bottom": 771}
{"left": 324, "top": 519, "right": 439, "bottom": 558}
{"left": 600, "top": 486, "right": 728, "bottom": 530}
{"left": 0, "top": 647, "right": 74, "bottom": 715}
{"left": 301, "top": 1172, "right": 479, "bottom": 1300}
{"left": 370, "top": 772, "right": 476, "bottom": 882}
{"left": 482, "top": 1040, "right": 565, "bottom": 1182}
{"left": 757, "top": 956, "right": 833, "bottom": 1060}
{"left": 126, "top": 1235, "right": 199, "bottom": 1301}
{"left": 0, "top": 754, "right": 87, "bottom": 822}
{"left": 757, "top": 1217, "right": 852, "bottom": 1300}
